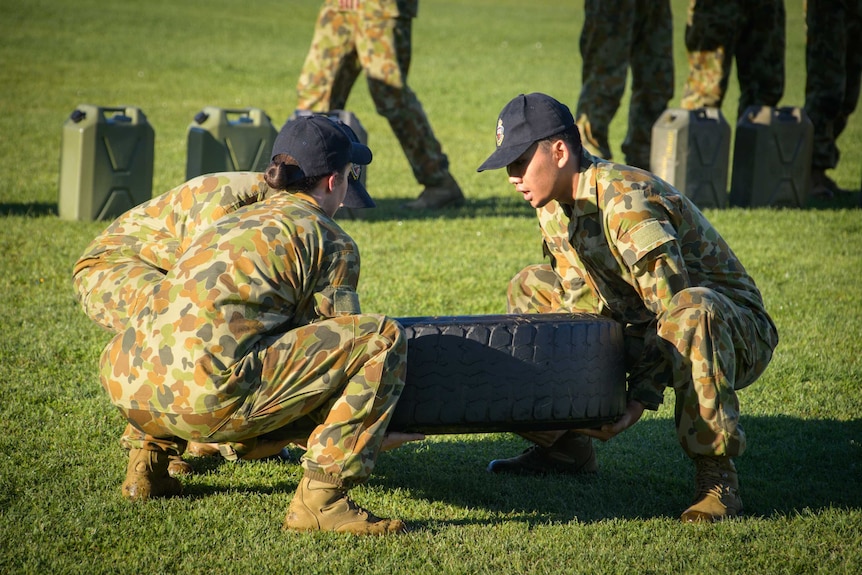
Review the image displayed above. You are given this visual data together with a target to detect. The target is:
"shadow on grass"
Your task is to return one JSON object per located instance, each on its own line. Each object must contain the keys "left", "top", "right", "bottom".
{"left": 336, "top": 196, "right": 534, "bottom": 222}
{"left": 0, "top": 202, "right": 58, "bottom": 217}
{"left": 802, "top": 189, "right": 861, "bottom": 210}
{"left": 159, "top": 416, "right": 859, "bottom": 529}
{"left": 368, "top": 415, "right": 862, "bottom": 526}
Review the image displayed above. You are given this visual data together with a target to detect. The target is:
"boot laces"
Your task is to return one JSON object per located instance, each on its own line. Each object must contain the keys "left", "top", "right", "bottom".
{"left": 694, "top": 458, "right": 735, "bottom": 500}
{"left": 321, "top": 488, "right": 372, "bottom": 522}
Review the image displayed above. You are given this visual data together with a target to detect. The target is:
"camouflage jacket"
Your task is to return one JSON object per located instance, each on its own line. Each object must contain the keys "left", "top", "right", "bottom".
{"left": 73, "top": 173, "right": 273, "bottom": 332}
{"left": 106, "top": 192, "right": 363, "bottom": 413}
{"left": 537, "top": 150, "right": 776, "bottom": 405}
{"left": 75, "top": 173, "right": 272, "bottom": 288}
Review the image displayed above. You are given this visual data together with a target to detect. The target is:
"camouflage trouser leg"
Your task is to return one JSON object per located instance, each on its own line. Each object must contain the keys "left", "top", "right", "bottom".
{"left": 681, "top": 0, "right": 785, "bottom": 120}
{"left": 295, "top": 6, "right": 363, "bottom": 111}
{"left": 72, "top": 257, "right": 165, "bottom": 333}
{"left": 508, "top": 268, "right": 778, "bottom": 459}
{"left": 295, "top": 7, "right": 450, "bottom": 187}
{"left": 680, "top": 0, "right": 739, "bottom": 111}
{"left": 658, "top": 287, "right": 777, "bottom": 458}
{"left": 733, "top": 0, "right": 785, "bottom": 118}
{"left": 507, "top": 264, "right": 602, "bottom": 315}
{"left": 622, "top": 0, "right": 674, "bottom": 169}
{"left": 575, "top": 0, "right": 635, "bottom": 161}
{"left": 112, "top": 314, "right": 407, "bottom": 487}
{"left": 361, "top": 15, "right": 451, "bottom": 187}
{"left": 804, "top": 0, "right": 862, "bottom": 170}
{"left": 575, "top": 0, "right": 673, "bottom": 169}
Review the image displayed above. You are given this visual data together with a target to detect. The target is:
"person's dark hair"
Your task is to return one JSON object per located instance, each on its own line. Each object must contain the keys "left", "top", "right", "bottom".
{"left": 538, "top": 125, "right": 582, "bottom": 155}
{"left": 264, "top": 154, "right": 328, "bottom": 192}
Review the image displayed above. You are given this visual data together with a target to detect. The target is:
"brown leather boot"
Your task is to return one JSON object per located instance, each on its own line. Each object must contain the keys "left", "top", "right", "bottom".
{"left": 283, "top": 476, "right": 406, "bottom": 535}
{"left": 122, "top": 448, "right": 183, "bottom": 501}
{"left": 487, "top": 431, "right": 597, "bottom": 475}
{"left": 680, "top": 456, "right": 742, "bottom": 522}
{"left": 402, "top": 174, "right": 465, "bottom": 210}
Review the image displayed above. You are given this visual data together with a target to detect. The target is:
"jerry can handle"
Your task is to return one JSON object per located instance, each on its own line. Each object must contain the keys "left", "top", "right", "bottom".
{"left": 69, "top": 106, "right": 134, "bottom": 124}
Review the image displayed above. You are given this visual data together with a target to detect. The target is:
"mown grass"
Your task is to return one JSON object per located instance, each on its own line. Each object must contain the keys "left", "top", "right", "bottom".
{"left": 1, "top": 1, "right": 860, "bottom": 573}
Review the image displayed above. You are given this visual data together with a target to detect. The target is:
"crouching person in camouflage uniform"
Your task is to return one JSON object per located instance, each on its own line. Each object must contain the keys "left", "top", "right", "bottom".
{"left": 98, "top": 115, "right": 419, "bottom": 535}
{"left": 477, "top": 94, "right": 779, "bottom": 523}
{"left": 73, "top": 172, "right": 296, "bottom": 475}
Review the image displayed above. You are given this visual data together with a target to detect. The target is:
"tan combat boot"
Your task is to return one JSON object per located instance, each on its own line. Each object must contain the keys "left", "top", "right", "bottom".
{"left": 122, "top": 448, "right": 183, "bottom": 501}
{"left": 283, "top": 476, "right": 406, "bottom": 535}
{"left": 402, "top": 174, "right": 465, "bottom": 210}
{"left": 680, "top": 456, "right": 742, "bottom": 522}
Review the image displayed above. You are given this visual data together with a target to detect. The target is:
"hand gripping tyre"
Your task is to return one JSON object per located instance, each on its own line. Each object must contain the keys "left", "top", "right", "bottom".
{"left": 388, "top": 313, "right": 627, "bottom": 434}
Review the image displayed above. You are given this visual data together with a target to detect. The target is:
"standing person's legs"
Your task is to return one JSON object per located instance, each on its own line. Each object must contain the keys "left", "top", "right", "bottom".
{"left": 805, "top": 0, "right": 862, "bottom": 196}
{"left": 575, "top": 0, "right": 636, "bottom": 161}
{"left": 295, "top": 5, "right": 362, "bottom": 112}
{"left": 680, "top": 0, "right": 741, "bottom": 112}
{"left": 357, "top": 13, "right": 463, "bottom": 207}
{"left": 624, "top": 0, "right": 674, "bottom": 170}
{"left": 734, "top": 0, "right": 785, "bottom": 119}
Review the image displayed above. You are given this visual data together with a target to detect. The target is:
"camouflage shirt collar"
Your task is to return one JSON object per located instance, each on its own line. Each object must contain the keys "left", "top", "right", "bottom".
{"left": 563, "top": 148, "right": 600, "bottom": 218}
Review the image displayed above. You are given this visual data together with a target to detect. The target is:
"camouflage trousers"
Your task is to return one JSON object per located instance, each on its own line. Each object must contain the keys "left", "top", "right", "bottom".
{"left": 508, "top": 264, "right": 777, "bottom": 458}
{"left": 104, "top": 314, "right": 407, "bottom": 487}
{"left": 295, "top": 5, "right": 451, "bottom": 187}
{"left": 681, "top": 0, "right": 786, "bottom": 121}
{"left": 804, "top": 0, "right": 862, "bottom": 170}
{"left": 575, "top": 0, "right": 674, "bottom": 170}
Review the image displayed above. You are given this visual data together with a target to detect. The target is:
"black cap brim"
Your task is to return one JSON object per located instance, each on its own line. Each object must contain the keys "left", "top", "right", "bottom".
{"left": 341, "top": 131, "right": 375, "bottom": 208}
{"left": 476, "top": 139, "right": 533, "bottom": 172}
{"left": 349, "top": 141, "right": 372, "bottom": 166}
{"left": 342, "top": 176, "right": 375, "bottom": 208}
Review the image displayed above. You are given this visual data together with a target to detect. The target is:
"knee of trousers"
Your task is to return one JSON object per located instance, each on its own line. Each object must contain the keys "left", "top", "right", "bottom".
{"left": 368, "top": 81, "right": 417, "bottom": 118}
{"left": 506, "top": 264, "right": 558, "bottom": 313}
{"left": 362, "top": 314, "right": 407, "bottom": 354}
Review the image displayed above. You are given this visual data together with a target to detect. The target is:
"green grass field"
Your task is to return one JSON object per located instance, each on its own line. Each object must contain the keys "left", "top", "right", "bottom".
{"left": 1, "top": 1, "right": 861, "bottom": 573}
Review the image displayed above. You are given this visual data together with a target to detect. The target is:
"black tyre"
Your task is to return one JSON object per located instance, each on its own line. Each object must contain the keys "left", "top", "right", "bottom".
{"left": 389, "top": 313, "right": 626, "bottom": 434}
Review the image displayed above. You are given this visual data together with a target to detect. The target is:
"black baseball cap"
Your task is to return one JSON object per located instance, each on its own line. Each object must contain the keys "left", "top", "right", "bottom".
{"left": 272, "top": 115, "right": 375, "bottom": 208}
{"left": 477, "top": 93, "right": 576, "bottom": 172}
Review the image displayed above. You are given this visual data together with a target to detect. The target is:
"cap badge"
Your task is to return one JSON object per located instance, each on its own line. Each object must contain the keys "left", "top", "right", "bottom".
{"left": 495, "top": 118, "right": 505, "bottom": 147}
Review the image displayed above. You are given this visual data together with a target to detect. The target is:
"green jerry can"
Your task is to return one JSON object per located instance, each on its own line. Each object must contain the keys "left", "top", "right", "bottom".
{"left": 285, "top": 110, "right": 369, "bottom": 219}
{"left": 185, "top": 107, "right": 277, "bottom": 179}
{"left": 58, "top": 105, "right": 155, "bottom": 221}
{"left": 729, "top": 106, "right": 813, "bottom": 208}
{"left": 650, "top": 107, "right": 731, "bottom": 209}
